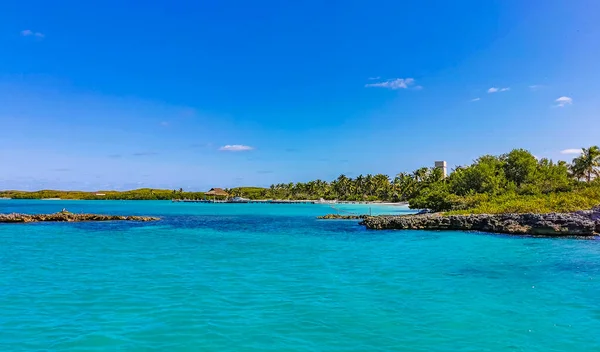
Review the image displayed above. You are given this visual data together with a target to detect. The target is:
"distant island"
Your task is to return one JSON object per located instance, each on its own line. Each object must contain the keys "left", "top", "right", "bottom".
{"left": 1, "top": 146, "right": 599, "bottom": 215}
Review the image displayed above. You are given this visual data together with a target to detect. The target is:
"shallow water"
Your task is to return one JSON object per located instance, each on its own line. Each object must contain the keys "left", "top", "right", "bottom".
{"left": 1, "top": 200, "right": 599, "bottom": 351}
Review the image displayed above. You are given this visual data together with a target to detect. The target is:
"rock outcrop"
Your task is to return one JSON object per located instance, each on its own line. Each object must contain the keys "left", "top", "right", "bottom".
{"left": 0, "top": 212, "right": 159, "bottom": 223}
{"left": 574, "top": 207, "right": 600, "bottom": 233}
{"left": 318, "top": 214, "right": 368, "bottom": 220}
{"left": 360, "top": 212, "right": 600, "bottom": 237}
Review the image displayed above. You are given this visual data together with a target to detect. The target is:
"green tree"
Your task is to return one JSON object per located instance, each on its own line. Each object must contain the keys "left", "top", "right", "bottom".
{"left": 502, "top": 149, "right": 538, "bottom": 188}
{"left": 394, "top": 172, "right": 417, "bottom": 201}
{"left": 449, "top": 155, "right": 507, "bottom": 195}
{"left": 535, "top": 158, "right": 572, "bottom": 193}
{"left": 571, "top": 146, "right": 600, "bottom": 182}
{"left": 408, "top": 182, "right": 452, "bottom": 212}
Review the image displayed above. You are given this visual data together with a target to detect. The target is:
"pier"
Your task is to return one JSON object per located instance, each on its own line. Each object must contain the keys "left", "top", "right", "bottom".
{"left": 172, "top": 199, "right": 316, "bottom": 204}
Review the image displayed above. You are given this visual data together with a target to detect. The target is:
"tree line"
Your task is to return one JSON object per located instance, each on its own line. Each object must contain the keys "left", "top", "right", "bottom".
{"left": 262, "top": 146, "right": 600, "bottom": 213}
{"left": 262, "top": 173, "right": 400, "bottom": 201}
{"left": 2, "top": 146, "right": 599, "bottom": 213}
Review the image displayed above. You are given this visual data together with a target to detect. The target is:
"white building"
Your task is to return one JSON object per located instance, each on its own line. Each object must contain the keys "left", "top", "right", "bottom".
{"left": 434, "top": 161, "right": 447, "bottom": 178}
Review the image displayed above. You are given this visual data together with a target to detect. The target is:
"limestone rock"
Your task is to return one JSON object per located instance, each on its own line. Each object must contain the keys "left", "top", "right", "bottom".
{"left": 360, "top": 212, "right": 598, "bottom": 237}
{"left": 317, "top": 214, "right": 368, "bottom": 220}
{"left": 0, "top": 212, "right": 159, "bottom": 223}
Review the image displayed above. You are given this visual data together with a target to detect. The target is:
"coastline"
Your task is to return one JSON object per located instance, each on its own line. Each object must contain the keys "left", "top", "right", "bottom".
{"left": 0, "top": 197, "right": 408, "bottom": 206}
{"left": 359, "top": 210, "right": 600, "bottom": 237}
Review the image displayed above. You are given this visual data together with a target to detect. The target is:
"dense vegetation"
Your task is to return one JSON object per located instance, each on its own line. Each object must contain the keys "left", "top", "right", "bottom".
{"left": 263, "top": 174, "right": 399, "bottom": 201}
{"left": 406, "top": 146, "right": 600, "bottom": 213}
{"left": 2, "top": 146, "right": 599, "bottom": 214}
{"left": 263, "top": 146, "right": 600, "bottom": 213}
{"left": 225, "top": 187, "right": 269, "bottom": 199}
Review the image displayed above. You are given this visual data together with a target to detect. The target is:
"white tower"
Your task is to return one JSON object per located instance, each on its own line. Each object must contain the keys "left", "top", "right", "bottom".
{"left": 435, "top": 161, "right": 447, "bottom": 178}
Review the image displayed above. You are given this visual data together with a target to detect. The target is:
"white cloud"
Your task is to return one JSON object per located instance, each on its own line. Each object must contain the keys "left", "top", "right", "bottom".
{"left": 560, "top": 148, "right": 582, "bottom": 155}
{"left": 487, "top": 87, "right": 510, "bottom": 93}
{"left": 555, "top": 96, "right": 573, "bottom": 107}
{"left": 470, "top": 98, "right": 481, "bottom": 102}
{"left": 365, "top": 78, "right": 415, "bottom": 90}
{"left": 368, "top": 76, "right": 381, "bottom": 80}
{"left": 219, "top": 144, "right": 254, "bottom": 152}
{"left": 529, "top": 85, "right": 544, "bottom": 91}
{"left": 21, "top": 29, "right": 44, "bottom": 38}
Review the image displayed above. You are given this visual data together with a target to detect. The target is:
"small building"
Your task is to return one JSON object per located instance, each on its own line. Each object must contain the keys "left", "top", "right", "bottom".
{"left": 434, "top": 161, "right": 447, "bottom": 178}
{"left": 205, "top": 188, "right": 229, "bottom": 198}
{"left": 95, "top": 193, "right": 106, "bottom": 196}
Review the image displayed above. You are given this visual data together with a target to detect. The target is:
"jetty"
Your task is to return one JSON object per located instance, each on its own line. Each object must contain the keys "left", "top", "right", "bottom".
{"left": 172, "top": 199, "right": 408, "bottom": 205}
{"left": 172, "top": 199, "right": 316, "bottom": 204}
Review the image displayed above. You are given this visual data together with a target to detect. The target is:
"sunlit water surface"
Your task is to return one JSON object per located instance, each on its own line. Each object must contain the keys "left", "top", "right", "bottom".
{"left": 1, "top": 200, "right": 599, "bottom": 351}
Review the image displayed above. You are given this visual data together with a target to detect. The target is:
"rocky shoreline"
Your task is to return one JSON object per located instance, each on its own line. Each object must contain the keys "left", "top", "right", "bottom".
{"left": 359, "top": 209, "right": 600, "bottom": 237}
{"left": 0, "top": 212, "right": 159, "bottom": 223}
{"left": 317, "top": 214, "right": 368, "bottom": 220}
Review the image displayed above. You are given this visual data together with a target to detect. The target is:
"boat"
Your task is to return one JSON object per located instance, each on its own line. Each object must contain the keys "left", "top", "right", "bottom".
{"left": 315, "top": 198, "right": 337, "bottom": 204}
{"left": 229, "top": 196, "right": 251, "bottom": 203}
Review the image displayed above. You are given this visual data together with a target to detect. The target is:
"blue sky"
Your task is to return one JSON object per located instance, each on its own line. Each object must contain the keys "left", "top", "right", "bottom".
{"left": 1, "top": 0, "right": 599, "bottom": 191}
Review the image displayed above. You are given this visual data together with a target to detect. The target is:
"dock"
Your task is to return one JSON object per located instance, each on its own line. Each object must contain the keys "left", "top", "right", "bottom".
{"left": 172, "top": 199, "right": 408, "bottom": 205}
{"left": 172, "top": 199, "right": 316, "bottom": 204}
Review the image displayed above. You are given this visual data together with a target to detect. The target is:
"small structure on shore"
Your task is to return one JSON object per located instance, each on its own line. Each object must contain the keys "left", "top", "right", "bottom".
{"left": 435, "top": 161, "right": 447, "bottom": 178}
{"left": 205, "top": 188, "right": 229, "bottom": 200}
{"left": 205, "top": 188, "right": 229, "bottom": 197}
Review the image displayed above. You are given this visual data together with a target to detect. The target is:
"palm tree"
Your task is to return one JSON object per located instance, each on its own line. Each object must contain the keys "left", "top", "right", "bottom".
{"left": 426, "top": 167, "right": 444, "bottom": 183}
{"left": 372, "top": 174, "right": 391, "bottom": 200}
{"left": 334, "top": 174, "right": 350, "bottom": 199}
{"left": 412, "top": 167, "right": 429, "bottom": 183}
{"left": 314, "top": 179, "right": 328, "bottom": 198}
{"left": 355, "top": 174, "right": 365, "bottom": 198}
{"left": 571, "top": 146, "right": 600, "bottom": 182}
{"left": 364, "top": 174, "right": 374, "bottom": 196}
{"left": 394, "top": 172, "right": 416, "bottom": 200}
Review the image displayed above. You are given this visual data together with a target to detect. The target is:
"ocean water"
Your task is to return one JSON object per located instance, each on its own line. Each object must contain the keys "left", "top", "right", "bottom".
{"left": 1, "top": 200, "right": 600, "bottom": 351}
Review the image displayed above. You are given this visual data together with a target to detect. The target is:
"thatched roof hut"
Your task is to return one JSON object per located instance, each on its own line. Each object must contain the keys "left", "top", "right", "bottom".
{"left": 205, "top": 188, "right": 229, "bottom": 197}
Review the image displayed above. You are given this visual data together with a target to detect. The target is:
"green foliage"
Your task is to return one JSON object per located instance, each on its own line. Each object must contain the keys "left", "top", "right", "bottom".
{"left": 406, "top": 146, "right": 600, "bottom": 214}
{"left": 0, "top": 188, "right": 206, "bottom": 200}
{"left": 409, "top": 182, "right": 452, "bottom": 212}
{"left": 225, "top": 187, "right": 268, "bottom": 199}
{"left": 449, "top": 155, "right": 508, "bottom": 195}
{"left": 264, "top": 173, "right": 398, "bottom": 201}
{"left": 447, "top": 187, "right": 600, "bottom": 214}
{"left": 502, "top": 149, "right": 538, "bottom": 187}
{"left": 570, "top": 146, "right": 600, "bottom": 182}
{"left": 2, "top": 146, "right": 599, "bottom": 213}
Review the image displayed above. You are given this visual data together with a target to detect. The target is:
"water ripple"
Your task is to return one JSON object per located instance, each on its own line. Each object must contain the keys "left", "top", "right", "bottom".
{"left": 1, "top": 201, "right": 600, "bottom": 351}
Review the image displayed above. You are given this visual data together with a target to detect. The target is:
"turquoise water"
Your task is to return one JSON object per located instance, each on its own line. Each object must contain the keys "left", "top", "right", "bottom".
{"left": 1, "top": 200, "right": 600, "bottom": 351}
